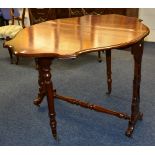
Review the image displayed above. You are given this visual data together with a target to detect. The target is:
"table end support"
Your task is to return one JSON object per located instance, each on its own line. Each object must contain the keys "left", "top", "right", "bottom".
{"left": 36, "top": 57, "right": 57, "bottom": 139}
{"left": 126, "top": 40, "right": 144, "bottom": 137}
{"left": 125, "top": 112, "right": 143, "bottom": 137}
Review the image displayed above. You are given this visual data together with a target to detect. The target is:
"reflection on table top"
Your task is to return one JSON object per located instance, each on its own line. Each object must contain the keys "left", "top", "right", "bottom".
{"left": 5, "top": 14, "right": 150, "bottom": 58}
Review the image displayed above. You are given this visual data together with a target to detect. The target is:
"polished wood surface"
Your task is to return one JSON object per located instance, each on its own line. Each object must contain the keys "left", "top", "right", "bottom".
{"left": 27, "top": 8, "right": 139, "bottom": 62}
{"left": 56, "top": 8, "right": 139, "bottom": 62}
{"left": 5, "top": 14, "right": 149, "bottom": 58}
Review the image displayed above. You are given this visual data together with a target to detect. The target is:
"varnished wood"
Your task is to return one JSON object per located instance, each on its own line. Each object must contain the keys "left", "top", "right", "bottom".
{"left": 106, "top": 50, "right": 112, "bottom": 95}
{"left": 126, "top": 40, "right": 144, "bottom": 137}
{"left": 33, "top": 60, "right": 46, "bottom": 107}
{"left": 5, "top": 14, "right": 149, "bottom": 58}
{"left": 97, "top": 50, "right": 104, "bottom": 62}
{"left": 4, "top": 14, "right": 150, "bottom": 139}
{"left": 54, "top": 92, "right": 130, "bottom": 120}
{"left": 56, "top": 8, "right": 139, "bottom": 62}
{"left": 37, "top": 58, "right": 57, "bottom": 139}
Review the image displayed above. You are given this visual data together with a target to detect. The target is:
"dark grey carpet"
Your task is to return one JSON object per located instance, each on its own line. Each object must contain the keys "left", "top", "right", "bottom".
{"left": 0, "top": 40, "right": 155, "bottom": 145}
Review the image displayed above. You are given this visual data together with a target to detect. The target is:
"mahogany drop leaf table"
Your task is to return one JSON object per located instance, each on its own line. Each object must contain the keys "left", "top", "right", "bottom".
{"left": 5, "top": 14, "right": 150, "bottom": 139}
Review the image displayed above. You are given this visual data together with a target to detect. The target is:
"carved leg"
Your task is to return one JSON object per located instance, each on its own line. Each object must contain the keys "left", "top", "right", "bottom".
{"left": 126, "top": 40, "right": 144, "bottom": 137}
{"left": 106, "top": 49, "right": 112, "bottom": 95}
{"left": 37, "top": 58, "right": 57, "bottom": 139}
{"left": 33, "top": 62, "right": 46, "bottom": 107}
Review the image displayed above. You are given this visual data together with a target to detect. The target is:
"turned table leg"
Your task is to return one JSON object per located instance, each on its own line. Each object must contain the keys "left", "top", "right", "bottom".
{"left": 35, "top": 58, "right": 57, "bottom": 139}
{"left": 106, "top": 49, "right": 112, "bottom": 95}
{"left": 34, "top": 60, "right": 46, "bottom": 107}
{"left": 126, "top": 40, "right": 144, "bottom": 137}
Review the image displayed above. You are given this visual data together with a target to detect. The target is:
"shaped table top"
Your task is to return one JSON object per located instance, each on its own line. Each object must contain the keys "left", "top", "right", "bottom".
{"left": 5, "top": 14, "right": 150, "bottom": 58}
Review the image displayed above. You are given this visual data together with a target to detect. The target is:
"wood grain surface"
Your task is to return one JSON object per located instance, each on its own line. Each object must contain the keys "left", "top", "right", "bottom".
{"left": 5, "top": 14, "right": 149, "bottom": 58}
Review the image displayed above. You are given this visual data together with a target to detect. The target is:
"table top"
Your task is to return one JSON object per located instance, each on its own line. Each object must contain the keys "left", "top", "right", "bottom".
{"left": 5, "top": 14, "right": 150, "bottom": 58}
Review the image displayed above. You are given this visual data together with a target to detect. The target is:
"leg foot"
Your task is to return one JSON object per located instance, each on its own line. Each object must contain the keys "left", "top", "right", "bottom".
{"left": 33, "top": 95, "right": 45, "bottom": 107}
{"left": 125, "top": 124, "right": 134, "bottom": 137}
{"left": 125, "top": 112, "right": 143, "bottom": 137}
